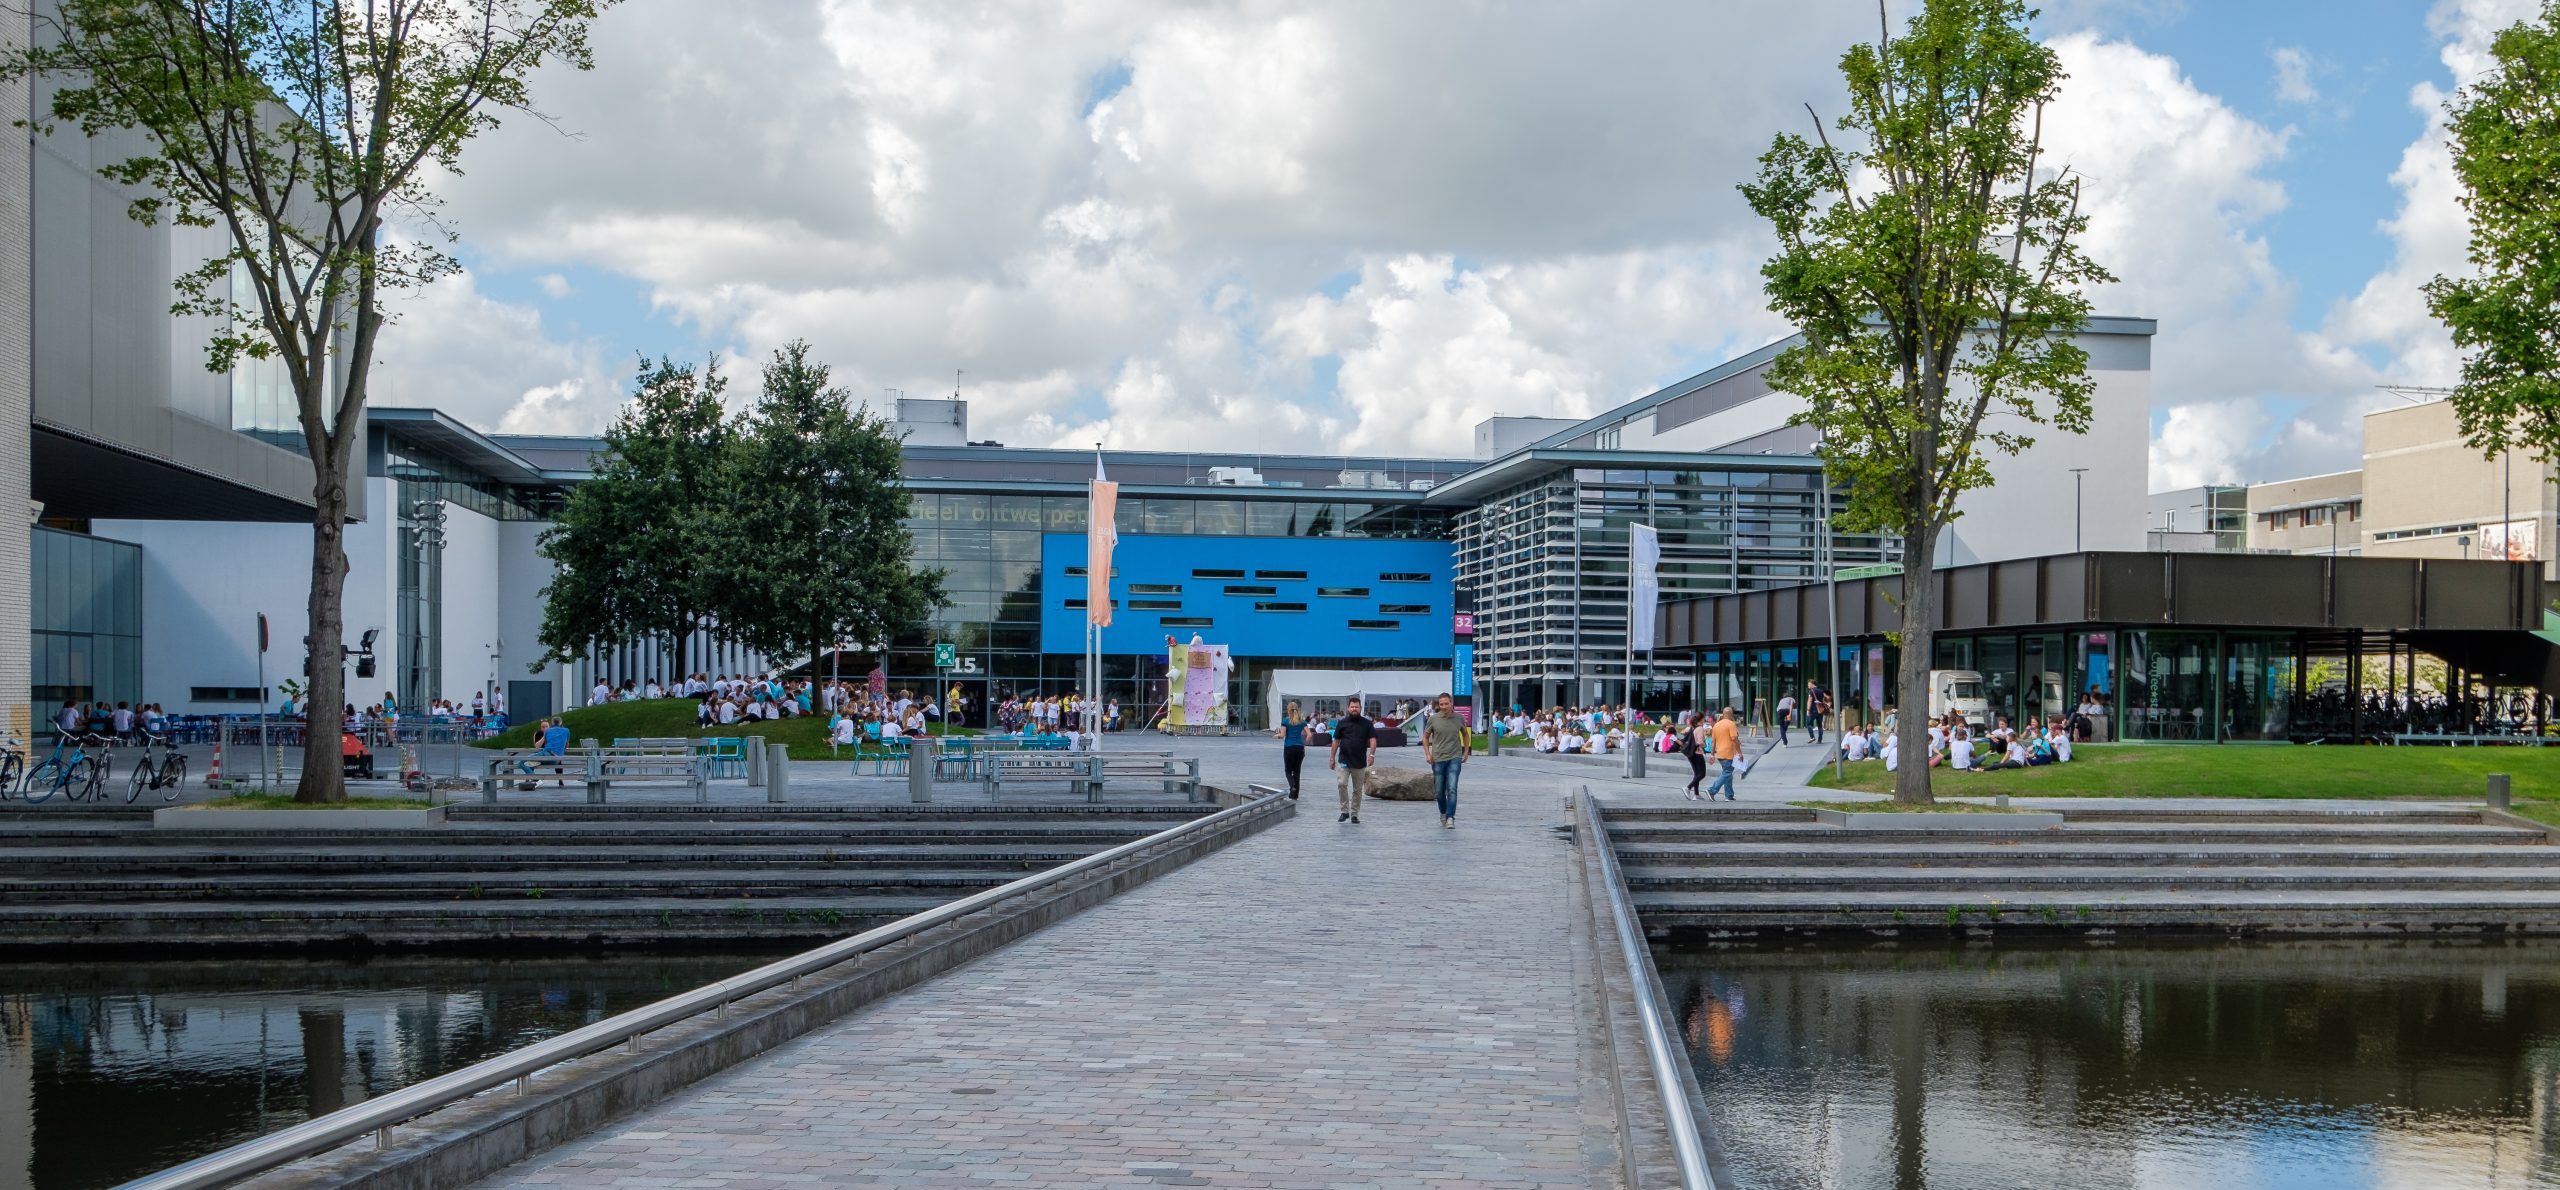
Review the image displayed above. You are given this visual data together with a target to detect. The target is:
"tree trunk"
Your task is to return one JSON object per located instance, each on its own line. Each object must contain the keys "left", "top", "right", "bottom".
{"left": 295, "top": 475, "right": 351, "bottom": 804}
{"left": 1893, "top": 519, "right": 1938, "bottom": 806}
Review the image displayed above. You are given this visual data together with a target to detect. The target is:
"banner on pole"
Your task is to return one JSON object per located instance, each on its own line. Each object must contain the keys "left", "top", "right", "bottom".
{"left": 1165, "top": 639, "right": 1232, "bottom": 728}
{"left": 1088, "top": 454, "right": 1118, "bottom": 627}
{"left": 1628, "top": 522, "right": 1661, "bottom": 653}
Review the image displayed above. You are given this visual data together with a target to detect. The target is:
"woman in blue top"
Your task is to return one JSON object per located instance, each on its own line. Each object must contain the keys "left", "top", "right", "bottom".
{"left": 1271, "top": 700, "right": 1308, "bottom": 801}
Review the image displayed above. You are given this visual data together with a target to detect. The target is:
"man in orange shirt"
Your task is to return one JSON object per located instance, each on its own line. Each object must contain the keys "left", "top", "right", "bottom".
{"left": 1704, "top": 707, "right": 1742, "bottom": 802}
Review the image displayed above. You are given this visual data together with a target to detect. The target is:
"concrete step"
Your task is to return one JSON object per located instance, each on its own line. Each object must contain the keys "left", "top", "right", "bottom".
{"left": 1631, "top": 887, "right": 2560, "bottom": 919}
{"left": 2037, "top": 806, "right": 2490, "bottom": 825}
{"left": 1595, "top": 806, "right": 1817, "bottom": 823}
{"left": 0, "top": 894, "right": 958, "bottom": 947}
{"left": 1612, "top": 842, "right": 2560, "bottom": 869}
{"left": 1621, "top": 864, "right": 2560, "bottom": 892}
{"left": 0, "top": 866, "right": 1030, "bottom": 903}
{"left": 0, "top": 824, "right": 1172, "bottom": 847}
{"left": 0, "top": 843, "right": 1113, "bottom": 875}
{"left": 1603, "top": 821, "right": 2549, "bottom": 846}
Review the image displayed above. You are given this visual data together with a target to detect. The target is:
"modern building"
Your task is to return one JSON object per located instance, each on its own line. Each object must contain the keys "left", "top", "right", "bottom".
{"left": 2244, "top": 398, "right": 2553, "bottom": 577}
{"left": 2146, "top": 484, "right": 2249, "bottom": 552}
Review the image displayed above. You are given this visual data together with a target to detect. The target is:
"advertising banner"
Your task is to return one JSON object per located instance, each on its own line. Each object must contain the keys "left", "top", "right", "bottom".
{"left": 1453, "top": 642, "right": 1475, "bottom": 697}
{"left": 1165, "top": 640, "right": 1233, "bottom": 728}
{"left": 1628, "top": 522, "right": 1661, "bottom": 652}
{"left": 2484, "top": 519, "right": 2538, "bottom": 562}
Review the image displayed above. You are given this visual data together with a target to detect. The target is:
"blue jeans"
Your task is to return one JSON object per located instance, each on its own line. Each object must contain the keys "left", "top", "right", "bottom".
{"left": 1705, "top": 757, "right": 1738, "bottom": 800}
{"left": 1431, "top": 758, "right": 1463, "bottom": 819}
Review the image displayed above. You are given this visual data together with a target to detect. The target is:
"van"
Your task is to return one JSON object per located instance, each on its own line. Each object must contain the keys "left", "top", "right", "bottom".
{"left": 1929, "top": 670, "right": 1991, "bottom": 728}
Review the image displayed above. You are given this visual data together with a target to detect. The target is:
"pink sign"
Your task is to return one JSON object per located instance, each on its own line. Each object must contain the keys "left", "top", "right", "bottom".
{"left": 1453, "top": 612, "right": 1475, "bottom": 637}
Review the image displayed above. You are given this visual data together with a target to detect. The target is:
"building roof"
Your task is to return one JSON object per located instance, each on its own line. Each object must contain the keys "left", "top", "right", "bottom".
{"left": 372, "top": 407, "right": 550, "bottom": 484}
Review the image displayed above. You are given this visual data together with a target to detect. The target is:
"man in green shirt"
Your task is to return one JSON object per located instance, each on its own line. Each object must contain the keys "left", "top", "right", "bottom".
{"left": 1422, "top": 693, "right": 1472, "bottom": 829}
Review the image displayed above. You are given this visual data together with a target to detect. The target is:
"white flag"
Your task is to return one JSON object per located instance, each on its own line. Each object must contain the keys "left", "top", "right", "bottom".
{"left": 1628, "top": 522, "right": 1661, "bottom": 653}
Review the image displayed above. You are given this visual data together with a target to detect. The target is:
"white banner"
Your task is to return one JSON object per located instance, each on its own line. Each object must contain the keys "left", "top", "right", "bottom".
{"left": 1087, "top": 453, "right": 1117, "bottom": 628}
{"left": 1628, "top": 521, "right": 1661, "bottom": 653}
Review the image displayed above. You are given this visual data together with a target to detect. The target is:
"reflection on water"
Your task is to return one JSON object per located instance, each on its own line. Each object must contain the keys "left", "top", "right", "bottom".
{"left": 0, "top": 952, "right": 773, "bottom": 1190}
{"left": 1657, "top": 939, "right": 2560, "bottom": 1190}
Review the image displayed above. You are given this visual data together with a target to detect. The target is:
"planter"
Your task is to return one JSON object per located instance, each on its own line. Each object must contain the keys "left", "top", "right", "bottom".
{"left": 1811, "top": 807, "right": 2063, "bottom": 830}
{"left": 154, "top": 805, "right": 447, "bottom": 831}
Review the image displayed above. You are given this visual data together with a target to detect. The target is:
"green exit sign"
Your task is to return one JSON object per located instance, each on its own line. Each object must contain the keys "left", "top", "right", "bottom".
{"left": 934, "top": 642, "right": 957, "bottom": 669}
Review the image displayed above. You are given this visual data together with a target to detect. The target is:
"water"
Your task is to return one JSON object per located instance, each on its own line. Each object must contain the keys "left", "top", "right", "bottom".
{"left": 1658, "top": 938, "right": 2560, "bottom": 1190}
{"left": 0, "top": 951, "right": 777, "bottom": 1190}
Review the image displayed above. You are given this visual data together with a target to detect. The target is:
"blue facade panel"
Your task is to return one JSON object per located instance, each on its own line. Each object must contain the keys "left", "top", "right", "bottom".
{"left": 1040, "top": 533, "right": 1454, "bottom": 659}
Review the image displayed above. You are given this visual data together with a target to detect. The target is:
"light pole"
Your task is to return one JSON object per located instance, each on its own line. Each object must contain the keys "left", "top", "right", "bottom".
{"left": 2068, "top": 468, "right": 2088, "bottom": 552}
{"left": 1821, "top": 469, "right": 1843, "bottom": 784}
{"left": 2461, "top": 533, "right": 2474, "bottom": 560}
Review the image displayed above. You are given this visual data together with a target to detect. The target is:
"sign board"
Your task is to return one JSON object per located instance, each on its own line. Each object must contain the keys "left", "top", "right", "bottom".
{"left": 934, "top": 642, "right": 958, "bottom": 669}
{"left": 1452, "top": 643, "right": 1475, "bottom": 697}
{"left": 1452, "top": 611, "right": 1475, "bottom": 637}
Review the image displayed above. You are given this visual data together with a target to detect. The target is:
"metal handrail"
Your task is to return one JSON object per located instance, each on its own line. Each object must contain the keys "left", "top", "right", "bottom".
{"left": 123, "top": 786, "right": 1280, "bottom": 1190}
{"left": 1577, "top": 788, "right": 1716, "bottom": 1189}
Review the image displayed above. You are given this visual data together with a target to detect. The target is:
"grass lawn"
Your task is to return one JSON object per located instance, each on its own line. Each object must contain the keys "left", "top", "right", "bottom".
{"left": 1803, "top": 743, "right": 2560, "bottom": 801}
{"left": 474, "top": 700, "right": 983, "bottom": 762}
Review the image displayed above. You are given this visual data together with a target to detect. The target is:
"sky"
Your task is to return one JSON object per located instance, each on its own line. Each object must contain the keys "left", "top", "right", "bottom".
{"left": 368, "top": 0, "right": 2547, "bottom": 489}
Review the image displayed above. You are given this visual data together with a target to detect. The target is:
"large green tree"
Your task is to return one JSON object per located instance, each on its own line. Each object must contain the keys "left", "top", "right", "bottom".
{"left": 1739, "top": 0, "right": 2111, "bottom": 805}
{"left": 710, "top": 342, "right": 944, "bottom": 689}
{"left": 535, "top": 357, "right": 731, "bottom": 679}
{"left": 2, "top": 0, "right": 613, "bottom": 801}
{"left": 2425, "top": 1, "right": 2560, "bottom": 463}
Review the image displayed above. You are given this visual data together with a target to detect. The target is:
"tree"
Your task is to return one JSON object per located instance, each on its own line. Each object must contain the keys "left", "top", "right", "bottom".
{"left": 3, "top": 0, "right": 614, "bottom": 801}
{"left": 2425, "top": 1, "right": 2560, "bottom": 462}
{"left": 535, "top": 357, "right": 731, "bottom": 679}
{"left": 710, "top": 341, "right": 944, "bottom": 691}
{"left": 1739, "top": 0, "right": 2111, "bottom": 805}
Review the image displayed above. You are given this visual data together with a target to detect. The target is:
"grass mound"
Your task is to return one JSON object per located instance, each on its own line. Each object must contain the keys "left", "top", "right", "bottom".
{"left": 1805, "top": 743, "right": 2560, "bottom": 801}
{"left": 474, "top": 699, "right": 980, "bottom": 761}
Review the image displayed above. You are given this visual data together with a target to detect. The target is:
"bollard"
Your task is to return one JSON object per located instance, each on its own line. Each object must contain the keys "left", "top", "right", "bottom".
{"left": 2490, "top": 773, "right": 2512, "bottom": 812}
{"left": 767, "top": 743, "right": 790, "bottom": 803}
{"left": 746, "top": 735, "right": 766, "bottom": 787}
{"left": 1623, "top": 738, "right": 1645, "bottom": 779}
{"left": 1488, "top": 729, "right": 1501, "bottom": 756}
{"left": 908, "top": 737, "right": 935, "bottom": 804}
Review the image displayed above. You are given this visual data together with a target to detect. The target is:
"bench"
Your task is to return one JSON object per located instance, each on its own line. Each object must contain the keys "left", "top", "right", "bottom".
{"left": 981, "top": 751, "right": 1202, "bottom": 803}
{"left": 480, "top": 748, "right": 710, "bottom": 803}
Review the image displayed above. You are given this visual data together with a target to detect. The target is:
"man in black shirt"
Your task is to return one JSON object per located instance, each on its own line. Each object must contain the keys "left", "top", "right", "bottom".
{"left": 1330, "top": 698, "right": 1378, "bottom": 824}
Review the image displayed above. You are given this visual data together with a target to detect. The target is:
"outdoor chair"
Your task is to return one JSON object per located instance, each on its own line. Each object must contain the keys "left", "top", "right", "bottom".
{"left": 697, "top": 736, "right": 746, "bottom": 779}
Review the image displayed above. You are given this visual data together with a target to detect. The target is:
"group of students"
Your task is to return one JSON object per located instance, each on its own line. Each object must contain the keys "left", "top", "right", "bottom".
{"left": 1490, "top": 704, "right": 1647, "bottom": 754}
{"left": 1830, "top": 711, "right": 2077, "bottom": 772}
{"left": 991, "top": 692, "right": 1121, "bottom": 735}
{"left": 53, "top": 700, "right": 172, "bottom": 741}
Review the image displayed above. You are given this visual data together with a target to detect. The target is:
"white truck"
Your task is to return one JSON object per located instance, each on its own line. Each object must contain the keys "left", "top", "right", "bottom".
{"left": 1929, "top": 670, "right": 1992, "bottom": 727}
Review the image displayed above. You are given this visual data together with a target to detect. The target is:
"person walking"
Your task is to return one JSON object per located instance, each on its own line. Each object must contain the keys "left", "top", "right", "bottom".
{"left": 1680, "top": 712, "right": 1709, "bottom": 799}
{"left": 1704, "top": 706, "right": 1742, "bottom": 801}
{"left": 1421, "top": 693, "right": 1471, "bottom": 828}
{"left": 1806, "top": 683, "right": 1829, "bottom": 745}
{"left": 1273, "top": 699, "right": 1309, "bottom": 800}
{"left": 1775, "top": 691, "right": 1796, "bottom": 745}
{"left": 1330, "top": 698, "right": 1378, "bottom": 824}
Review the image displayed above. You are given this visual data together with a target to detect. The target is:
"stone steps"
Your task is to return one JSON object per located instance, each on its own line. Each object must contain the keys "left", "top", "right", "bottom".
{"left": 1605, "top": 821, "right": 2548, "bottom": 846}
{"left": 0, "top": 866, "right": 1028, "bottom": 902}
{"left": 1615, "top": 842, "right": 2560, "bottom": 868}
{"left": 1622, "top": 864, "right": 2560, "bottom": 892}
{"left": 0, "top": 843, "right": 1114, "bottom": 874}
{"left": 0, "top": 894, "right": 956, "bottom": 947}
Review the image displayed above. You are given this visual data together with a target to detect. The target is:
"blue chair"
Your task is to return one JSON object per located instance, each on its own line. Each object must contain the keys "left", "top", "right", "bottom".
{"left": 933, "top": 736, "right": 975, "bottom": 781}
{"left": 698, "top": 737, "right": 746, "bottom": 779}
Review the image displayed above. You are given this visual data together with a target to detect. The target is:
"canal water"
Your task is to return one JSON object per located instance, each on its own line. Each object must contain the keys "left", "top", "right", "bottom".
{"left": 0, "top": 951, "right": 776, "bottom": 1190}
{"left": 1658, "top": 938, "right": 2560, "bottom": 1189}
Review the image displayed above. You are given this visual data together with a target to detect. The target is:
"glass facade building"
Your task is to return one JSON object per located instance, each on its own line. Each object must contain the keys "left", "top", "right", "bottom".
{"left": 30, "top": 527, "right": 143, "bottom": 714}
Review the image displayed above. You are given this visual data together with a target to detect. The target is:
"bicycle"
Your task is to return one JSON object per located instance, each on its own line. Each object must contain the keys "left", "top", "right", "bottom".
{"left": 22, "top": 733, "right": 107, "bottom": 804}
{"left": 0, "top": 738, "right": 22, "bottom": 799}
{"left": 126, "top": 732, "right": 187, "bottom": 803}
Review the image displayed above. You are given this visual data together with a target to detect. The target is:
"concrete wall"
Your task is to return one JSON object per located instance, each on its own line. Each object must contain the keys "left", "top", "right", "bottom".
{"left": 497, "top": 519, "right": 560, "bottom": 713}
{"left": 96, "top": 518, "right": 311, "bottom": 714}
{"left": 0, "top": 3, "right": 32, "bottom": 743}
{"left": 2247, "top": 470, "right": 2364, "bottom": 555}
{"left": 1616, "top": 327, "right": 2152, "bottom": 566}
{"left": 438, "top": 500, "right": 501, "bottom": 706}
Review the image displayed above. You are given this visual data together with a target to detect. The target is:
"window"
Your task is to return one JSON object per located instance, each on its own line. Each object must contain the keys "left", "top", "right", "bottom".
{"left": 1318, "top": 586, "right": 1370, "bottom": 598}
{"left": 1192, "top": 568, "right": 1246, "bottom": 579}
{"left": 191, "top": 686, "right": 267, "bottom": 703}
{"left": 1224, "top": 585, "right": 1277, "bottom": 597}
{"left": 1064, "top": 565, "right": 1085, "bottom": 577}
{"left": 1255, "top": 569, "right": 1308, "bottom": 581}
{"left": 1347, "top": 619, "right": 1400, "bottom": 630}
{"left": 1255, "top": 601, "right": 1307, "bottom": 613}
{"left": 1380, "top": 572, "right": 1431, "bottom": 583}
{"left": 1162, "top": 616, "right": 1214, "bottom": 627}
{"left": 1129, "top": 599, "right": 1182, "bottom": 610}
{"left": 1130, "top": 583, "right": 1181, "bottom": 594}
{"left": 1379, "top": 603, "right": 1431, "bottom": 614}
{"left": 1063, "top": 599, "right": 1116, "bottom": 611}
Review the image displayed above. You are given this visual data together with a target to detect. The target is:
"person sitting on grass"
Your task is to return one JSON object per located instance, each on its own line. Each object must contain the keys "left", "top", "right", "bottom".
{"left": 1881, "top": 730, "right": 1900, "bottom": 772}
{"left": 1948, "top": 726, "right": 1976, "bottom": 771}
{"left": 2027, "top": 726, "right": 2058, "bottom": 766}
{"left": 2048, "top": 716, "right": 2074, "bottom": 763}
{"left": 1560, "top": 727, "right": 1587, "bottom": 754}
{"left": 1842, "top": 728, "right": 1872, "bottom": 762}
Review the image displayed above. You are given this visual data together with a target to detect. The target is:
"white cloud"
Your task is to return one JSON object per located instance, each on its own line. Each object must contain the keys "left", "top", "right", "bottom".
{"left": 534, "top": 273, "right": 574, "bottom": 299}
{"left": 371, "top": 271, "right": 625, "bottom": 434}
{"left": 2271, "top": 46, "right": 2319, "bottom": 104}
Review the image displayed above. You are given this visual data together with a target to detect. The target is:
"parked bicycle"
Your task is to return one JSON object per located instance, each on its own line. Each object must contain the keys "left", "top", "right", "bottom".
{"left": 127, "top": 731, "right": 187, "bottom": 803}
{"left": 0, "top": 737, "right": 22, "bottom": 797}
{"left": 22, "top": 733, "right": 109, "bottom": 803}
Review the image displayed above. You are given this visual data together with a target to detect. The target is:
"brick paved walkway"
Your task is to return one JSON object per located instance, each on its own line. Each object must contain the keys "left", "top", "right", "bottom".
{"left": 478, "top": 750, "right": 1606, "bottom": 1189}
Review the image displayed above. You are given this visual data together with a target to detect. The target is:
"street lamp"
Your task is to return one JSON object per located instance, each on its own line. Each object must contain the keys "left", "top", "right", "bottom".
{"left": 2068, "top": 468, "right": 2088, "bottom": 552}
{"left": 2461, "top": 533, "right": 2474, "bottom": 560}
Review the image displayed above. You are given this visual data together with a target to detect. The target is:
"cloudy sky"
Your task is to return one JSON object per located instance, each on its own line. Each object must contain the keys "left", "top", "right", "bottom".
{"left": 370, "top": 0, "right": 2541, "bottom": 488}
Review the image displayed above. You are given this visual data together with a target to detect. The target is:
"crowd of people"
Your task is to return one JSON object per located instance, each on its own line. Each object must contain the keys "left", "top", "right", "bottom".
{"left": 52, "top": 700, "right": 176, "bottom": 742}
{"left": 1484, "top": 704, "right": 1649, "bottom": 753}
